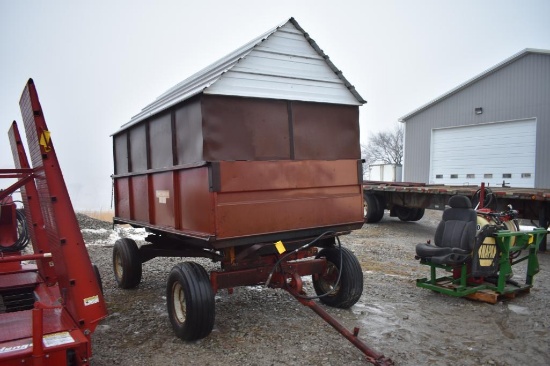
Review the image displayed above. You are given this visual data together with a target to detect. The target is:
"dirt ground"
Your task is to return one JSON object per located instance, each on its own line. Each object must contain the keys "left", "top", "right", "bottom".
{"left": 81, "top": 210, "right": 550, "bottom": 366}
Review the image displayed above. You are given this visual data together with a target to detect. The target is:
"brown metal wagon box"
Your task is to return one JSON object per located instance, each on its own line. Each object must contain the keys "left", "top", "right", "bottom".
{"left": 112, "top": 17, "right": 366, "bottom": 249}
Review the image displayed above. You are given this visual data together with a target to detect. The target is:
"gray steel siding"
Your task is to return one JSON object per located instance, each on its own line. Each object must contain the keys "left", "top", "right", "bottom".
{"left": 404, "top": 53, "right": 550, "bottom": 188}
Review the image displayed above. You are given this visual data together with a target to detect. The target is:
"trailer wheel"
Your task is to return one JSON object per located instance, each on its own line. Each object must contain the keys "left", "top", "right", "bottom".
{"left": 364, "top": 193, "right": 384, "bottom": 223}
{"left": 412, "top": 208, "right": 425, "bottom": 221}
{"left": 395, "top": 206, "right": 424, "bottom": 221}
{"left": 113, "top": 238, "right": 142, "bottom": 289}
{"left": 313, "top": 247, "right": 363, "bottom": 308}
{"left": 167, "top": 262, "right": 215, "bottom": 341}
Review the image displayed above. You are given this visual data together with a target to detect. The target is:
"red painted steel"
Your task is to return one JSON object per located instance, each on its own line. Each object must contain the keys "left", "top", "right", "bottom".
{"left": 8, "top": 120, "right": 58, "bottom": 284}
{"left": 177, "top": 167, "right": 215, "bottom": 234}
{"left": 287, "top": 282, "right": 394, "bottom": 366}
{"left": 112, "top": 93, "right": 364, "bottom": 247}
{"left": 0, "top": 79, "right": 108, "bottom": 365}
{"left": 114, "top": 177, "right": 131, "bottom": 219}
{"left": 0, "top": 200, "right": 17, "bottom": 247}
{"left": 19, "top": 79, "right": 107, "bottom": 329}
{"left": 210, "top": 251, "right": 393, "bottom": 365}
{"left": 115, "top": 160, "right": 364, "bottom": 246}
{"left": 213, "top": 160, "right": 363, "bottom": 240}
{"left": 151, "top": 171, "right": 175, "bottom": 228}
{"left": 131, "top": 175, "right": 149, "bottom": 223}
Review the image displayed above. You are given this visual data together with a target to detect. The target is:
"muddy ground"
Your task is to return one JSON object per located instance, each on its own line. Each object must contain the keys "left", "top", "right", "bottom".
{"left": 80, "top": 211, "right": 550, "bottom": 366}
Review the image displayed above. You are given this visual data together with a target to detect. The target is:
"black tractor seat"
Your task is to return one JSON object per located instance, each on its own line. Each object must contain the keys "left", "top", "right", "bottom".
{"left": 416, "top": 195, "right": 477, "bottom": 265}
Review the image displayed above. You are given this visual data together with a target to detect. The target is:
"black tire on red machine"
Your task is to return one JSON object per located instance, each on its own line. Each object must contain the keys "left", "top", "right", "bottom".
{"left": 113, "top": 238, "right": 142, "bottom": 289}
{"left": 364, "top": 193, "right": 384, "bottom": 223}
{"left": 312, "top": 247, "right": 363, "bottom": 309}
{"left": 166, "top": 262, "right": 215, "bottom": 341}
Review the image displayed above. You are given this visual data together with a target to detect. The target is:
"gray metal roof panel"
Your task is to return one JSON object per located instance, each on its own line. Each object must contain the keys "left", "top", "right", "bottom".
{"left": 119, "top": 17, "right": 365, "bottom": 132}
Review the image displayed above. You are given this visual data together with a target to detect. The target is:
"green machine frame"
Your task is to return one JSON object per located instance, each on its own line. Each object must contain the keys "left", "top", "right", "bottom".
{"left": 416, "top": 228, "right": 548, "bottom": 303}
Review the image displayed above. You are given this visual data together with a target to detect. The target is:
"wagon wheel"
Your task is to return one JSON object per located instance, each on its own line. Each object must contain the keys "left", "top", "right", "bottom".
{"left": 313, "top": 247, "right": 363, "bottom": 308}
{"left": 167, "top": 262, "right": 215, "bottom": 341}
{"left": 364, "top": 193, "right": 385, "bottom": 223}
{"left": 113, "top": 238, "right": 142, "bottom": 289}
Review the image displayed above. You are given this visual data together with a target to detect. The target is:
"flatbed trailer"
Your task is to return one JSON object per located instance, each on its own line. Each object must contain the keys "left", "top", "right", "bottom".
{"left": 362, "top": 181, "right": 550, "bottom": 250}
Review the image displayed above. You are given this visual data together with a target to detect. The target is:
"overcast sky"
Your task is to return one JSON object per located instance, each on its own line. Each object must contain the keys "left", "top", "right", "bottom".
{"left": 1, "top": 0, "right": 549, "bottom": 210}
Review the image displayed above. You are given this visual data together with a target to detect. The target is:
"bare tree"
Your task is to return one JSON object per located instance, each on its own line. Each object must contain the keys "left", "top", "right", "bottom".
{"left": 362, "top": 124, "right": 404, "bottom": 166}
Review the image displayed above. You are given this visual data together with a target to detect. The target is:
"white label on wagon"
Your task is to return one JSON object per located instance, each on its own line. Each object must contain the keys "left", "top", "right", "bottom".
{"left": 84, "top": 295, "right": 100, "bottom": 306}
{"left": 43, "top": 331, "right": 74, "bottom": 348}
{"left": 156, "top": 190, "right": 170, "bottom": 204}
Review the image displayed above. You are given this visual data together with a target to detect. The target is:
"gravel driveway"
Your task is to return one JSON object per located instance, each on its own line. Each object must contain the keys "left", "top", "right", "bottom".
{"left": 79, "top": 211, "right": 550, "bottom": 366}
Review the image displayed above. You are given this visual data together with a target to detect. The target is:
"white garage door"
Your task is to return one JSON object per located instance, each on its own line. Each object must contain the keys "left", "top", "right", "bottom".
{"left": 430, "top": 119, "right": 536, "bottom": 188}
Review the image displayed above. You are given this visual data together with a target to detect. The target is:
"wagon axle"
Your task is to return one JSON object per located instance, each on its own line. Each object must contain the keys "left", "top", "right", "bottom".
{"left": 211, "top": 246, "right": 394, "bottom": 365}
{"left": 114, "top": 234, "right": 393, "bottom": 365}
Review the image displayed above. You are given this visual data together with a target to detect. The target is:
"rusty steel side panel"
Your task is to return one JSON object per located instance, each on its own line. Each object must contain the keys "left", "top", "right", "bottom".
{"left": 114, "top": 160, "right": 363, "bottom": 244}
{"left": 150, "top": 171, "right": 175, "bottom": 228}
{"left": 292, "top": 101, "right": 360, "bottom": 160}
{"left": 129, "top": 123, "right": 148, "bottom": 172}
{"left": 115, "top": 166, "right": 216, "bottom": 236}
{"left": 113, "top": 133, "right": 128, "bottom": 175}
{"left": 213, "top": 160, "right": 364, "bottom": 240}
{"left": 149, "top": 112, "right": 173, "bottom": 169}
{"left": 177, "top": 167, "right": 216, "bottom": 234}
{"left": 213, "top": 160, "right": 362, "bottom": 192}
{"left": 131, "top": 175, "right": 150, "bottom": 223}
{"left": 201, "top": 95, "right": 291, "bottom": 161}
{"left": 114, "top": 176, "right": 131, "bottom": 219}
{"left": 114, "top": 95, "right": 361, "bottom": 172}
{"left": 175, "top": 96, "right": 204, "bottom": 165}
{"left": 215, "top": 187, "right": 362, "bottom": 239}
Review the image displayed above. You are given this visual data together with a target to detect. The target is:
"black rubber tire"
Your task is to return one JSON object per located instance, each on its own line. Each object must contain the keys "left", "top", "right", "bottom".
{"left": 312, "top": 247, "right": 363, "bottom": 308}
{"left": 92, "top": 263, "right": 104, "bottom": 295}
{"left": 364, "top": 193, "right": 384, "bottom": 223}
{"left": 411, "top": 208, "right": 425, "bottom": 221}
{"left": 113, "top": 238, "right": 142, "bottom": 289}
{"left": 395, "top": 206, "right": 423, "bottom": 221}
{"left": 167, "top": 262, "right": 215, "bottom": 341}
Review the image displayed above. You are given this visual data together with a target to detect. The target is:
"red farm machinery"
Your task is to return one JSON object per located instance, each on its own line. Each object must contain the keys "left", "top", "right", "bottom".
{"left": 0, "top": 79, "right": 107, "bottom": 365}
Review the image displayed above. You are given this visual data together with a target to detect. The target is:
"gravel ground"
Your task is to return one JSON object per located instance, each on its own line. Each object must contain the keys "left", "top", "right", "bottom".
{"left": 78, "top": 212, "right": 550, "bottom": 366}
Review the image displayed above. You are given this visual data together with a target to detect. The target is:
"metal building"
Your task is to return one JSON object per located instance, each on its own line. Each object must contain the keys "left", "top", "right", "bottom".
{"left": 399, "top": 49, "right": 550, "bottom": 189}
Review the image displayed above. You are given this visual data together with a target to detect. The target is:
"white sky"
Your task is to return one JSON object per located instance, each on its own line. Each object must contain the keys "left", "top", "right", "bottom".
{"left": 1, "top": 0, "right": 549, "bottom": 210}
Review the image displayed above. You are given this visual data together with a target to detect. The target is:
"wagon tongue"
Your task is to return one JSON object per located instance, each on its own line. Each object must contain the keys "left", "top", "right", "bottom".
{"left": 283, "top": 272, "right": 394, "bottom": 366}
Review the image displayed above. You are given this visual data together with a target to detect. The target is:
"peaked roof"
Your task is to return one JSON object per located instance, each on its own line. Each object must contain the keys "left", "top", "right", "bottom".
{"left": 123, "top": 17, "right": 365, "bottom": 129}
{"left": 399, "top": 48, "right": 550, "bottom": 122}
